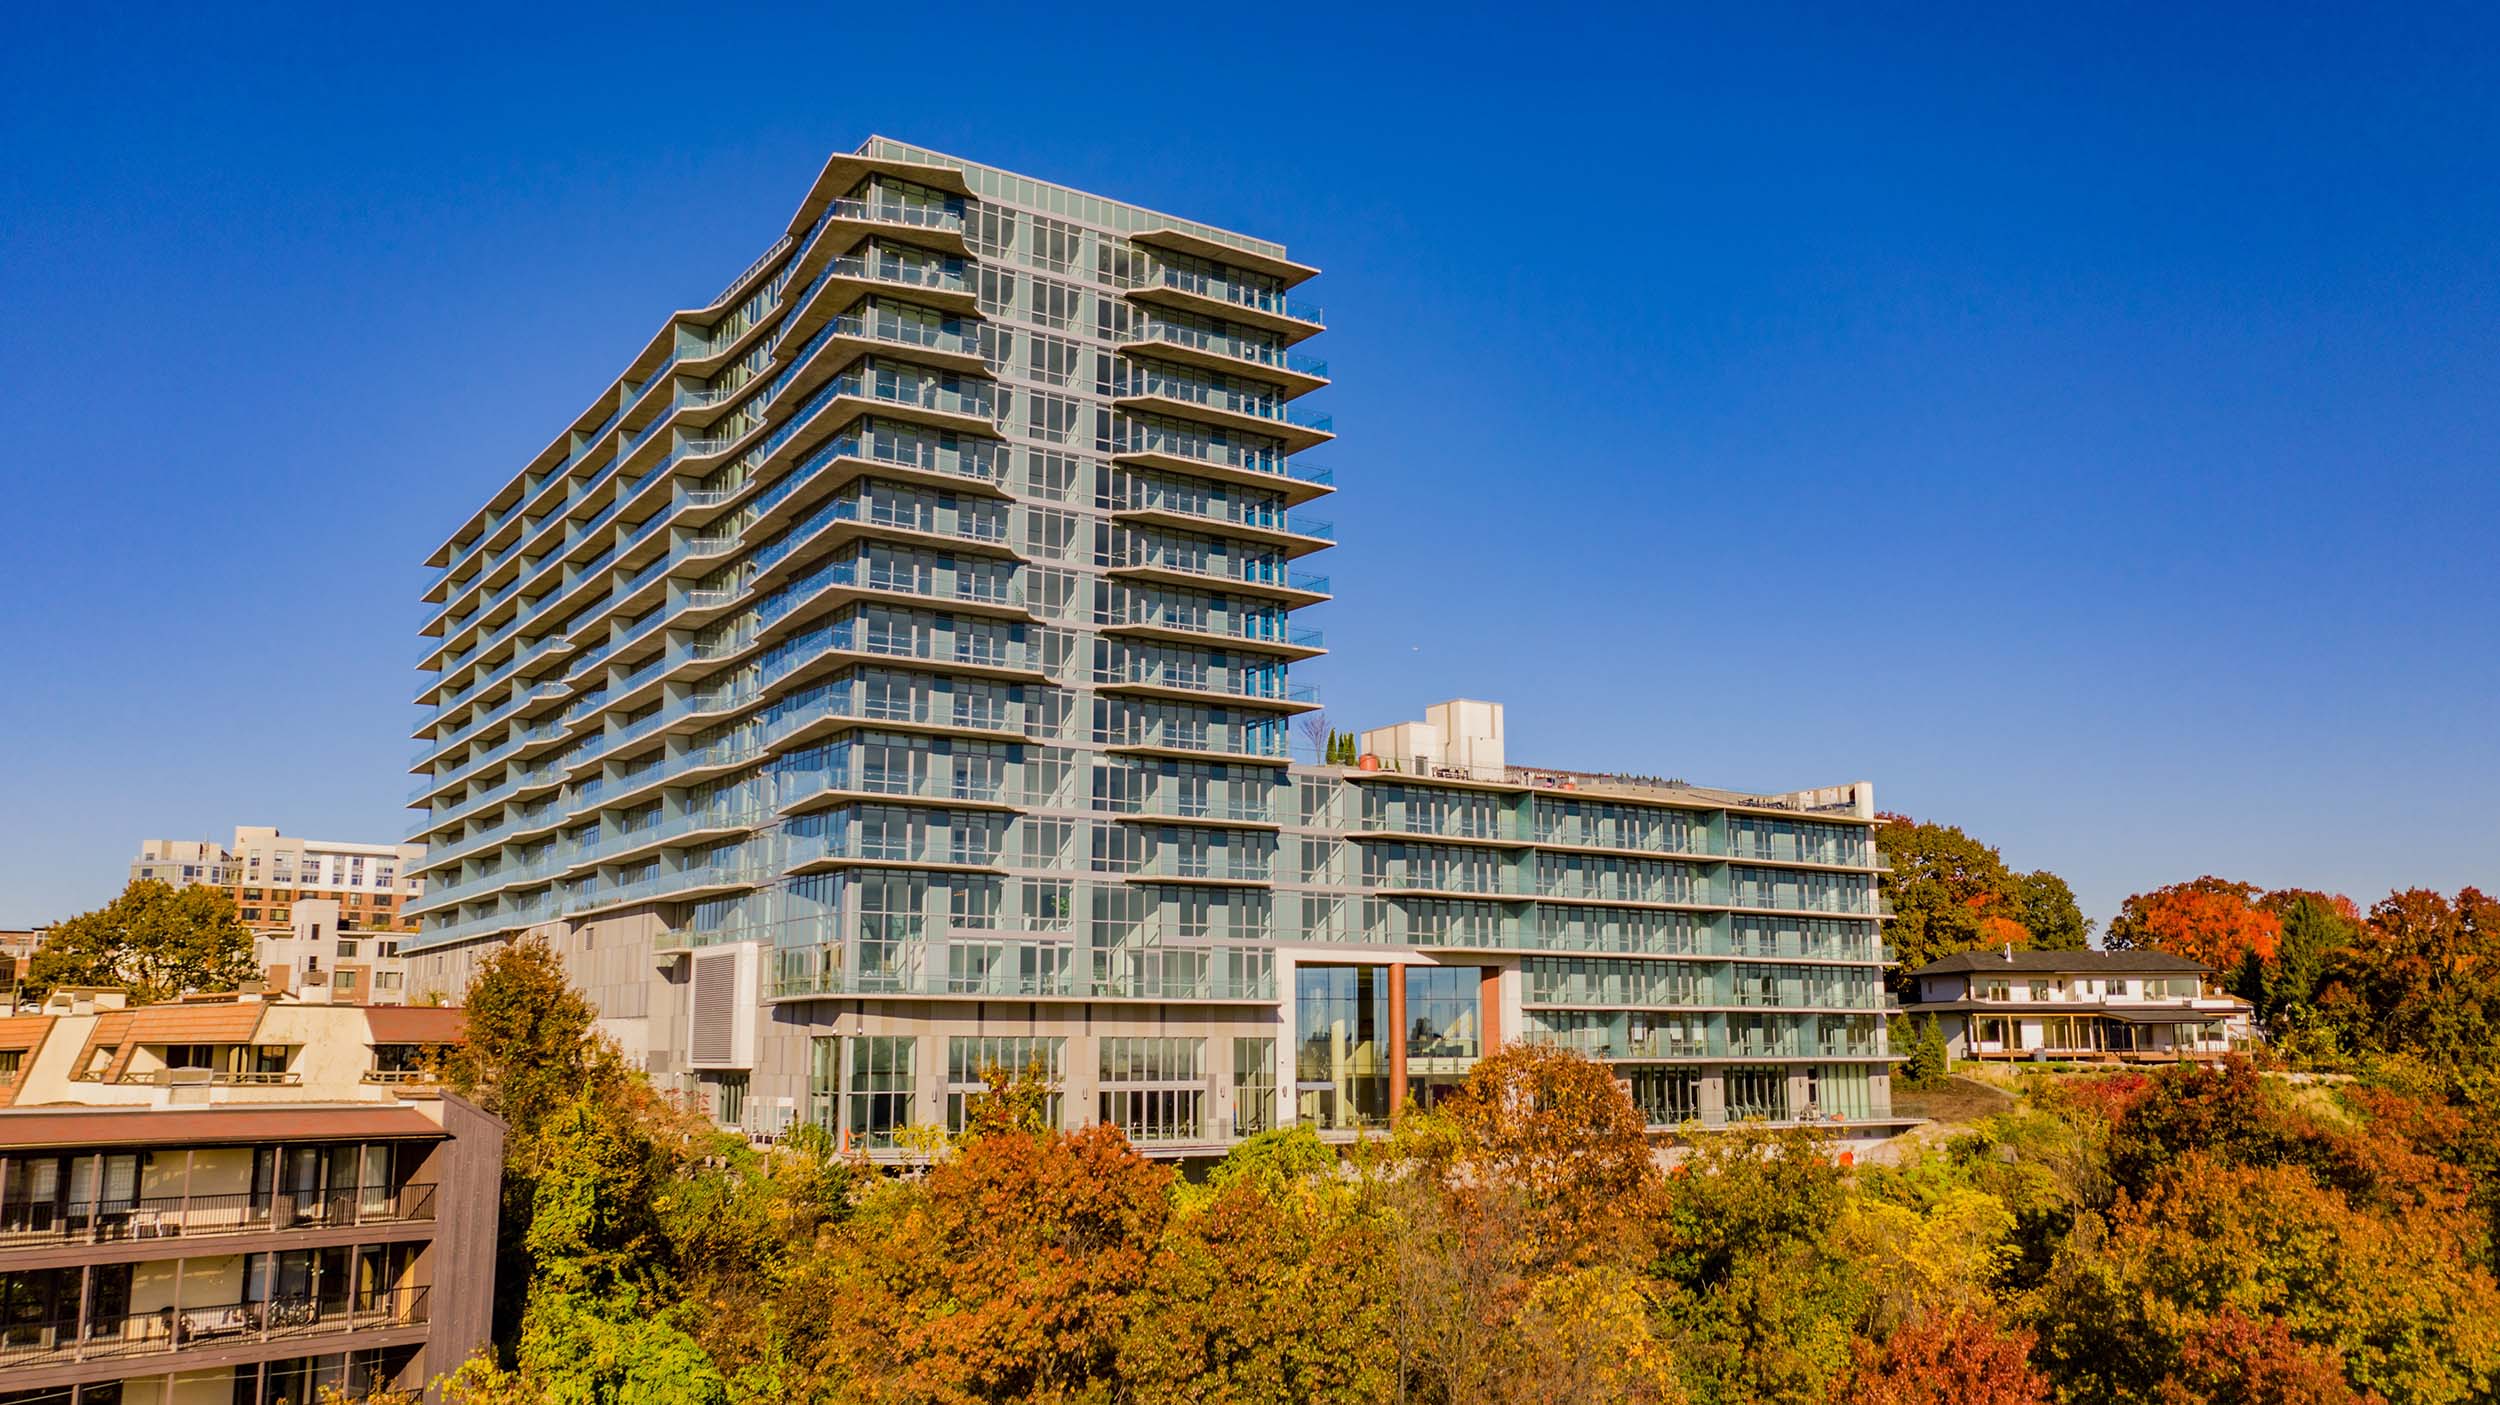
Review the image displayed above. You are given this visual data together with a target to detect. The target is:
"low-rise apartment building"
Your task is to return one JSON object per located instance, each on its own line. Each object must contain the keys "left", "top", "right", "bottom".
{"left": 0, "top": 997, "right": 493, "bottom": 1404}
{"left": 1899, "top": 949, "right": 2252, "bottom": 1062}
{"left": 257, "top": 904, "right": 412, "bottom": 1008}
{"left": 129, "top": 830, "right": 424, "bottom": 939}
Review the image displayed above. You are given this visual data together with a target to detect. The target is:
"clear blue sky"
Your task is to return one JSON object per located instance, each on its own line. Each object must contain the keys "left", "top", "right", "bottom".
{"left": 4, "top": 5, "right": 2495, "bottom": 930}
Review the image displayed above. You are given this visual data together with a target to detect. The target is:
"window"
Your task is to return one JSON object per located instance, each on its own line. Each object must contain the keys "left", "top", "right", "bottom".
{"left": 711, "top": 1073, "right": 749, "bottom": 1129}
{"left": 1024, "top": 449, "right": 1079, "bottom": 502}
{"left": 848, "top": 1036, "right": 917, "bottom": 1150}
{"left": 1232, "top": 1037, "right": 1276, "bottom": 1137}
{"left": 1295, "top": 966, "right": 1390, "bottom": 1130}
{"left": 337, "top": 940, "right": 359, "bottom": 959}
{"left": 1809, "top": 1065, "right": 1873, "bottom": 1121}
{"left": 1025, "top": 274, "right": 1082, "bottom": 330}
{"left": 1024, "top": 331, "right": 1083, "bottom": 386}
{"left": 1627, "top": 1068, "right": 1702, "bottom": 1126}
{"left": 1724, "top": 1067, "right": 1791, "bottom": 1122}
{"left": 945, "top": 1036, "right": 1065, "bottom": 1131}
{"left": 1097, "top": 1036, "right": 1205, "bottom": 1142}
{"left": 808, "top": 1036, "right": 841, "bottom": 1134}
{"left": 1021, "top": 878, "right": 1073, "bottom": 929}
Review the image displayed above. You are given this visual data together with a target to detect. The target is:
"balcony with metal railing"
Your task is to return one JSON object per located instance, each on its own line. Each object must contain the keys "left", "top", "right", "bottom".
{"left": 0, "top": 1184, "right": 437, "bottom": 1253}
{"left": 822, "top": 195, "right": 967, "bottom": 248}
{"left": 1119, "top": 848, "right": 1276, "bottom": 884}
{"left": 1101, "top": 790, "right": 1279, "bottom": 826}
{"left": 0, "top": 1286, "right": 433, "bottom": 1370}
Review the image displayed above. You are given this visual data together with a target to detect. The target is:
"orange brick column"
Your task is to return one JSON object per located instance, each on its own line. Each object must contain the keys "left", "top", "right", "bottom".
{"left": 1387, "top": 964, "right": 1407, "bottom": 1117}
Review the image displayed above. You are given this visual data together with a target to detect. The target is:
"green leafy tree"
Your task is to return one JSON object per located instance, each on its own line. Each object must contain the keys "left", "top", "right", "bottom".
{"left": 955, "top": 1059, "right": 1058, "bottom": 1144}
{"left": 2316, "top": 888, "right": 2500, "bottom": 1071}
{"left": 26, "top": 879, "right": 256, "bottom": 1002}
{"left": 2012, "top": 870, "right": 2092, "bottom": 952}
{"left": 1897, "top": 1015, "right": 1949, "bottom": 1090}
{"left": 1119, "top": 1166, "right": 1397, "bottom": 1404}
{"left": 1874, "top": 818, "right": 2039, "bottom": 977}
{"left": 2249, "top": 891, "right": 2359, "bottom": 1039}
{"left": 440, "top": 936, "right": 625, "bottom": 1153}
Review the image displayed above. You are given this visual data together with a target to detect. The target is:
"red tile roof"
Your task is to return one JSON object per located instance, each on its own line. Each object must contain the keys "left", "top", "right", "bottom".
{"left": 0, "top": 1016, "right": 54, "bottom": 1109}
{"left": 362, "top": 1006, "right": 465, "bottom": 1046}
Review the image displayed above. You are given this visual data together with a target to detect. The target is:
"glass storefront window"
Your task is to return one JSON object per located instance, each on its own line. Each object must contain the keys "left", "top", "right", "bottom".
{"left": 1295, "top": 966, "right": 1389, "bottom": 1130}
{"left": 1403, "top": 966, "right": 1482, "bottom": 1112}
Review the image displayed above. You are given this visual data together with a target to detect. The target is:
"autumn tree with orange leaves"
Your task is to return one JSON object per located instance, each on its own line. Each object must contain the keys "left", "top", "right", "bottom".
{"left": 1848, "top": 1308, "right": 2052, "bottom": 1405}
{"left": 1429, "top": 1041, "right": 1660, "bottom": 1273}
{"left": 2105, "top": 875, "right": 2283, "bottom": 969}
{"left": 781, "top": 1122, "right": 1171, "bottom": 1405}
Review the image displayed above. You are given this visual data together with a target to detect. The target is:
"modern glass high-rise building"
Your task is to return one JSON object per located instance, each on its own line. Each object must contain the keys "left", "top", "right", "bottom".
{"left": 406, "top": 138, "right": 1899, "bottom": 1153}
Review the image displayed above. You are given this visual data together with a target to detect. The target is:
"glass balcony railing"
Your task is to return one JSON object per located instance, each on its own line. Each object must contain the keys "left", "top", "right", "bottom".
{"left": 827, "top": 252, "right": 970, "bottom": 297}
{"left": 824, "top": 196, "right": 965, "bottom": 236}
{"left": 763, "top": 938, "right": 1274, "bottom": 1003}
{"left": 1142, "top": 263, "right": 1323, "bottom": 326}
{"left": 1092, "top": 662, "right": 1316, "bottom": 706}
{"left": 1113, "top": 372, "right": 1332, "bottom": 434}
{"left": 1093, "top": 721, "right": 1292, "bottom": 759}
{"left": 1126, "top": 320, "right": 1328, "bottom": 381}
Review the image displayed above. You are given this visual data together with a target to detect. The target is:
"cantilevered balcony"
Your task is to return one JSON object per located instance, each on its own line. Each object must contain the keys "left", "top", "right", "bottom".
{"left": 1095, "top": 604, "right": 1326, "bottom": 659}
{"left": 0, "top": 1184, "right": 438, "bottom": 1254}
{"left": 815, "top": 195, "right": 970, "bottom": 258}
{"left": 1094, "top": 720, "right": 1294, "bottom": 765}
{"left": 1098, "top": 479, "right": 1332, "bottom": 557}
{"left": 1103, "top": 543, "right": 1332, "bottom": 605}
{"left": 1129, "top": 226, "right": 1320, "bottom": 289}
{"left": 0, "top": 1287, "right": 433, "bottom": 1371}
{"left": 1091, "top": 659, "right": 1322, "bottom": 712}
{"left": 1122, "top": 320, "right": 1330, "bottom": 397}
{"left": 1111, "top": 370, "right": 1334, "bottom": 452}
{"left": 763, "top": 936, "right": 1276, "bottom": 1005}
{"left": 1109, "top": 421, "right": 1334, "bottom": 505}
{"left": 1124, "top": 262, "right": 1324, "bottom": 341}
{"left": 792, "top": 253, "right": 983, "bottom": 332}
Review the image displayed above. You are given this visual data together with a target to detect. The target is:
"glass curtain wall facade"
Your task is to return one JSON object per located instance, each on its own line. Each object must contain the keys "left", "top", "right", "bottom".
{"left": 406, "top": 136, "right": 1331, "bottom": 1011}
{"left": 406, "top": 137, "right": 1896, "bottom": 1154}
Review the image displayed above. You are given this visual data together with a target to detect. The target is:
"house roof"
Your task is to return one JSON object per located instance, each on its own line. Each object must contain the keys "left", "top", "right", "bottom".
{"left": 1911, "top": 949, "right": 2213, "bottom": 977}
{"left": 0, "top": 1016, "right": 54, "bottom": 1110}
{"left": 363, "top": 1006, "right": 464, "bottom": 1046}
{"left": 1903, "top": 999, "right": 2247, "bottom": 1019}
{"left": 0, "top": 1103, "right": 444, "bottom": 1151}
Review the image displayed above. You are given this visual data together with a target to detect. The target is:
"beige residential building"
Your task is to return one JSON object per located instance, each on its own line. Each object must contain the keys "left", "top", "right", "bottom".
{"left": 127, "top": 829, "right": 425, "bottom": 938}
{"left": 0, "top": 996, "right": 495, "bottom": 1404}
